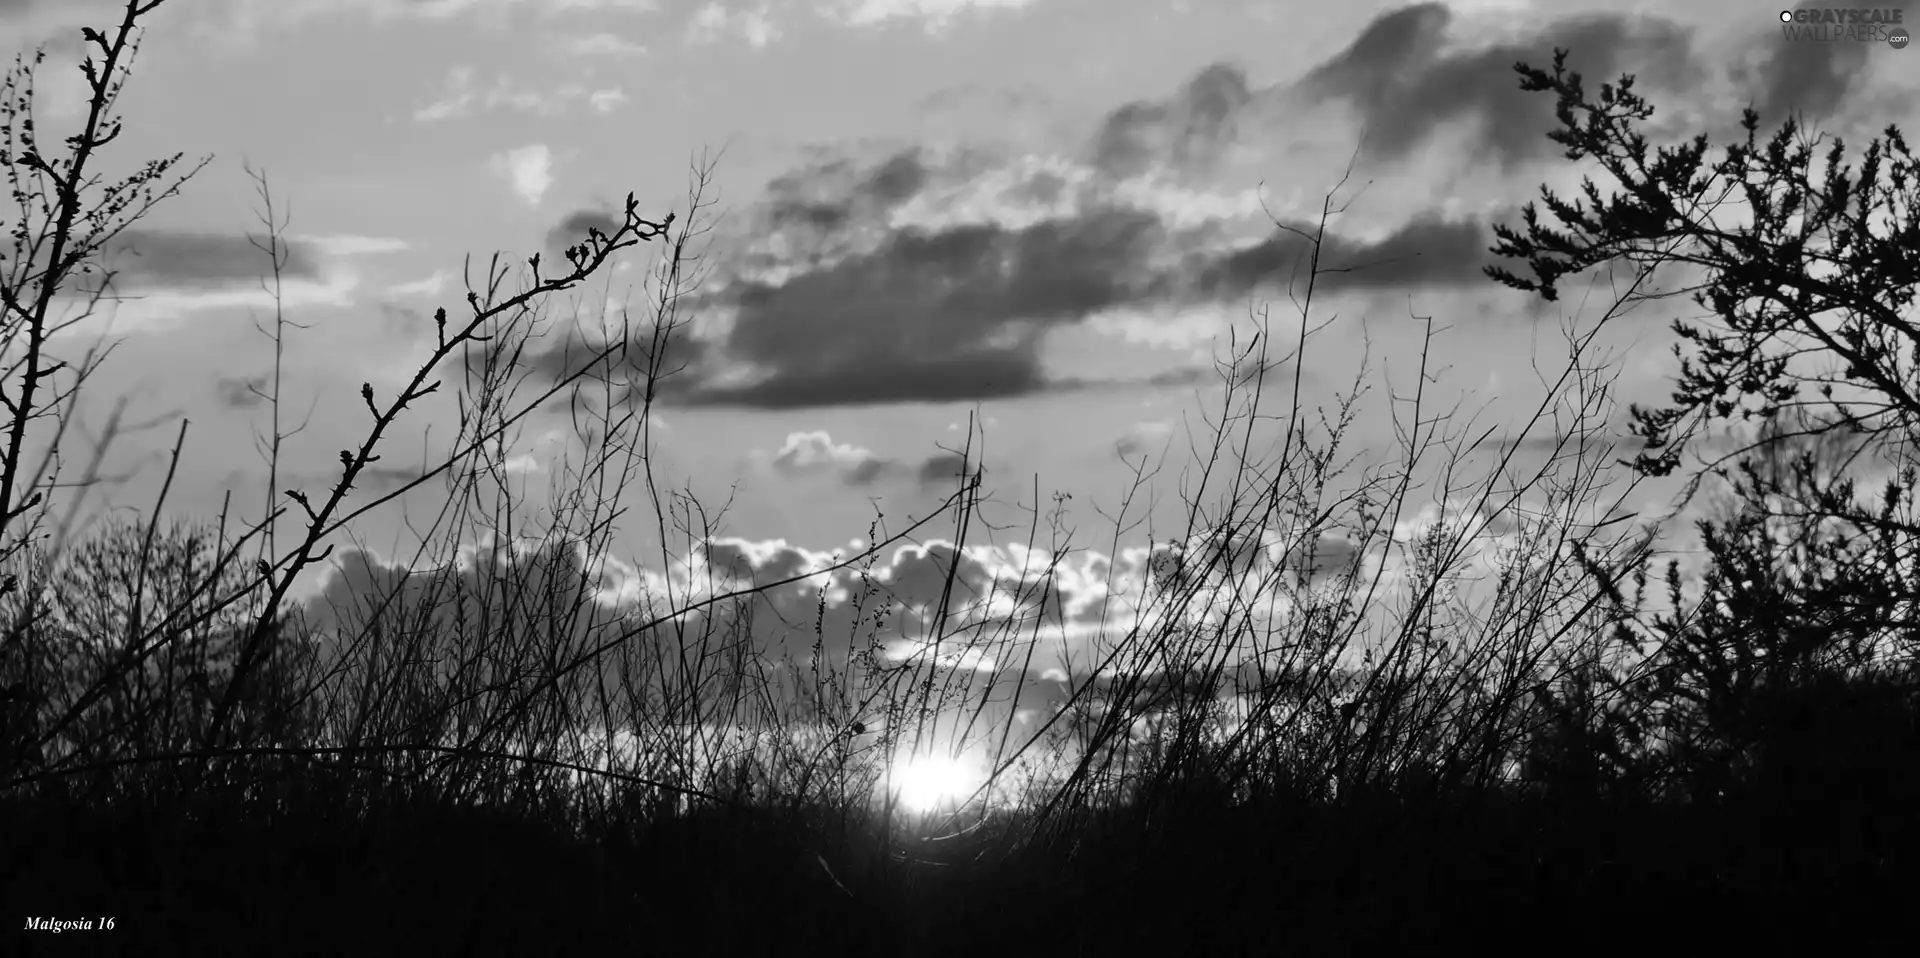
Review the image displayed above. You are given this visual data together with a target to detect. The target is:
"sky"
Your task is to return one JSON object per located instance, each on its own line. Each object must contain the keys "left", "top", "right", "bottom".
{"left": 2, "top": 0, "right": 1916, "bottom": 776}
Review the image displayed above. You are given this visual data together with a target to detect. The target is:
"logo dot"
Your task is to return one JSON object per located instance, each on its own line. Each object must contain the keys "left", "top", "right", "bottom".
{"left": 1779, "top": 9, "right": 1792, "bottom": 22}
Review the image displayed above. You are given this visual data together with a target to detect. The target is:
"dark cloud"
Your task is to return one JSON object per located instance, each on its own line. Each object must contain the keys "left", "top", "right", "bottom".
{"left": 1114, "top": 423, "right": 1173, "bottom": 461}
{"left": 96, "top": 230, "right": 320, "bottom": 291}
{"left": 502, "top": 33, "right": 1521, "bottom": 412}
{"left": 373, "top": 301, "right": 434, "bottom": 346}
{"left": 843, "top": 458, "right": 893, "bottom": 485}
{"left": 1298, "top": 3, "right": 1696, "bottom": 167}
{"left": 687, "top": 352, "right": 1047, "bottom": 409}
{"left": 283, "top": 462, "right": 424, "bottom": 496}
{"left": 1272, "top": 531, "right": 1366, "bottom": 584}
{"left": 494, "top": 323, "right": 713, "bottom": 435}
{"left": 1495, "top": 433, "right": 1576, "bottom": 458}
{"left": 762, "top": 147, "right": 933, "bottom": 237}
{"left": 1302, "top": 2, "right": 1450, "bottom": 103}
{"left": 1090, "top": 61, "right": 1253, "bottom": 179}
{"left": 1142, "top": 529, "right": 1270, "bottom": 596}
{"left": 666, "top": 207, "right": 1166, "bottom": 409}
{"left": 1009, "top": 170, "right": 1071, "bottom": 206}
{"left": 516, "top": 199, "right": 1487, "bottom": 410}
{"left": 1141, "top": 523, "right": 1376, "bottom": 603}
{"left": 872, "top": 541, "right": 998, "bottom": 610}
{"left": 356, "top": 465, "right": 427, "bottom": 492}
{"left": 214, "top": 375, "right": 266, "bottom": 410}
{"left": 916, "top": 451, "right": 976, "bottom": 488}
{"left": 1182, "top": 212, "right": 1491, "bottom": 298}
{"left": 1739, "top": 35, "right": 1872, "bottom": 124}
{"left": 701, "top": 538, "right": 813, "bottom": 584}
{"left": 544, "top": 208, "right": 624, "bottom": 259}
{"left": 861, "top": 151, "right": 930, "bottom": 206}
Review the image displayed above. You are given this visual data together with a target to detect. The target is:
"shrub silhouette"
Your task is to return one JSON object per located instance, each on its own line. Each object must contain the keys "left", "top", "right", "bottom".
{"left": 1492, "top": 46, "right": 1920, "bottom": 847}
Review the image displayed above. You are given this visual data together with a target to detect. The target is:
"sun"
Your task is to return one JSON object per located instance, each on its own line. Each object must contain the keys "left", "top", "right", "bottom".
{"left": 892, "top": 755, "right": 978, "bottom": 813}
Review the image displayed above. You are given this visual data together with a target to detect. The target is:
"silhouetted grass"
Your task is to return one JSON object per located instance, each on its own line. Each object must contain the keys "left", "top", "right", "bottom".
{"left": 4, "top": 4, "right": 1920, "bottom": 956}
{"left": 8, "top": 753, "right": 1917, "bottom": 955}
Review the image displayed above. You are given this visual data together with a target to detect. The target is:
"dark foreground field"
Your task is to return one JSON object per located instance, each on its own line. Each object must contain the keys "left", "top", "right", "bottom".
{"left": 8, "top": 771, "right": 1918, "bottom": 957}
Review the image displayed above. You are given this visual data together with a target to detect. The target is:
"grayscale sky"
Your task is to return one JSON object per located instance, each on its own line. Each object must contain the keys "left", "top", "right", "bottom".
{"left": 3, "top": 0, "right": 1914, "bottom": 744}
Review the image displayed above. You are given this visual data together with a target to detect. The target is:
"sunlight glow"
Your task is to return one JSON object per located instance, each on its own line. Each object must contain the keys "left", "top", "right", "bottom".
{"left": 893, "top": 756, "right": 978, "bottom": 813}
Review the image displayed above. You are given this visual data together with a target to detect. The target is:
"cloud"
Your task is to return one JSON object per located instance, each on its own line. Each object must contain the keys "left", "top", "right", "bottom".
{"left": 676, "top": 0, "right": 1040, "bottom": 44}
{"left": 671, "top": 205, "right": 1168, "bottom": 408}
{"left": 687, "top": 353, "right": 1050, "bottom": 409}
{"left": 762, "top": 147, "right": 933, "bottom": 236}
{"left": 685, "top": 2, "right": 779, "bottom": 48}
{"left": 499, "top": 454, "right": 543, "bottom": 474}
{"left": 386, "top": 0, "right": 657, "bottom": 18}
{"left": 387, "top": 271, "right": 449, "bottom": 297}
{"left": 535, "top": 0, "right": 656, "bottom": 9}
{"left": 298, "top": 537, "right": 637, "bottom": 674}
{"left": 208, "top": 0, "right": 660, "bottom": 43}
{"left": 1177, "top": 211, "right": 1491, "bottom": 298}
{"left": 91, "top": 230, "right": 322, "bottom": 292}
{"left": 413, "top": 66, "right": 625, "bottom": 121}
{"left": 1737, "top": 31, "right": 1872, "bottom": 124}
{"left": 1114, "top": 420, "right": 1174, "bottom": 461}
{"left": 412, "top": 66, "right": 486, "bottom": 121}
{"left": 57, "top": 274, "right": 359, "bottom": 334}
{"left": 0, "top": 0, "right": 119, "bottom": 37}
{"left": 498, "top": 15, "right": 1585, "bottom": 413}
{"left": 588, "top": 88, "right": 630, "bottom": 113}
{"left": 559, "top": 30, "right": 648, "bottom": 56}
{"left": 297, "top": 510, "right": 1486, "bottom": 750}
{"left": 1296, "top": 2, "right": 1696, "bottom": 167}
{"left": 829, "top": 0, "right": 1039, "bottom": 32}
{"left": 762, "top": 431, "right": 903, "bottom": 486}
{"left": 543, "top": 207, "right": 625, "bottom": 259}
{"left": 293, "top": 234, "right": 411, "bottom": 256}
{"left": 1090, "top": 62, "right": 1252, "bottom": 180}
{"left": 492, "top": 144, "right": 554, "bottom": 206}
{"left": 214, "top": 375, "right": 267, "bottom": 410}
{"left": 649, "top": 197, "right": 1483, "bottom": 409}
{"left": 512, "top": 130, "right": 1491, "bottom": 410}
{"left": 355, "top": 464, "right": 429, "bottom": 491}
{"left": 915, "top": 451, "right": 978, "bottom": 488}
